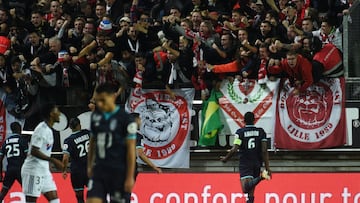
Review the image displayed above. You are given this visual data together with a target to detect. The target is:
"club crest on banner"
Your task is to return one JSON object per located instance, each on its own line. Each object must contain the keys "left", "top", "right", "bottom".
{"left": 219, "top": 79, "right": 280, "bottom": 135}
{"left": 277, "top": 78, "right": 344, "bottom": 143}
{"left": 126, "top": 86, "right": 194, "bottom": 168}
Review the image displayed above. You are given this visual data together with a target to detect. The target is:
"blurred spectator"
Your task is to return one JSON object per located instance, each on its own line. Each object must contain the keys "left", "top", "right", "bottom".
{"left": 0, "top": 0, "right": 347, "bottom": 134}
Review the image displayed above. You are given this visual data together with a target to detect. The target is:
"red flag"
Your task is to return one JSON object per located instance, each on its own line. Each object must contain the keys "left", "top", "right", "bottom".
{"left": 275, "top": 78, "right": 346, "bottom": 149}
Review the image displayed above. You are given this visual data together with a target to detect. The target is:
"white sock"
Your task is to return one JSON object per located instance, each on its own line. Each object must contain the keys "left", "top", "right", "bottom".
{"left": 49, "top": 199, "right": 60, "bottom": 203}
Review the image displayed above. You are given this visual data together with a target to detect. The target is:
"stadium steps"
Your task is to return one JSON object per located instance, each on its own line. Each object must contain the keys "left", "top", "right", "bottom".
{"left": 138, "top": 149, "right": 360, "bottom": 172}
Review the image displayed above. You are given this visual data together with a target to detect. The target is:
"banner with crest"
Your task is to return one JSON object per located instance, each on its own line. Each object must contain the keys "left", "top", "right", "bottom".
{"left": 125, "top": 85, "right": 194, "bottom": 168}
{"left": 275, "top": 78, "right": 346, "bottom": 149}
{"left": 218, "top": 79, "right": 280, "bottom": 138}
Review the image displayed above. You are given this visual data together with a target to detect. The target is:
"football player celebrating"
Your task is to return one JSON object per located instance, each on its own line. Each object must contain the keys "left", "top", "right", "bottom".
{"left": 221, "top": 112, "right": 271, "bottom": 203}
{"left": 87, "top": 83, "right": 137, "bottom": 203}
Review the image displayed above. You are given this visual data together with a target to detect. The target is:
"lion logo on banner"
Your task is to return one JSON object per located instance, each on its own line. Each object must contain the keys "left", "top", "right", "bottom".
{"left": 141, "top": 98, "right": 177, "bottom": 143}
{"left": 278, "top": 78, "right": 343, "bottom": 143}
{"left": 288, "top": 85, "right": 332, "bottom": 129}
{"left": 126, "top": 87, "right": 193, "bottom": 161}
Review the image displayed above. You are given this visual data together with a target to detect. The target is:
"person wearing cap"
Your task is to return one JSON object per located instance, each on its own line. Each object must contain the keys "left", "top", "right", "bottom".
{"left": 116, "top": 17, "right": 131, "bottom": 38}
{"left": 282, "top": 1, "right": 302, "bottom": 28}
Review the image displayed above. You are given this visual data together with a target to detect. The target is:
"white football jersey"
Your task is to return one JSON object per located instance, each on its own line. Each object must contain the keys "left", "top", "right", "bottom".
{"left": 22, "top": 122, "right": 54, "bottom": 174}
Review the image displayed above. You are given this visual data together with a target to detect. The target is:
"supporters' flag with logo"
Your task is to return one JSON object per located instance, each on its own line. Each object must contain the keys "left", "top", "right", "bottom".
{"left": 218, "top": 79, "right": 280, "bottom": 137}
{"left": 275, "top": 78, "right": 346, "bottom": 149}
{"left": 126, "top": 85, "right": 195, "bottom": 168}
{"left": 198, "top": 90, "right": 224, "bottom": 146}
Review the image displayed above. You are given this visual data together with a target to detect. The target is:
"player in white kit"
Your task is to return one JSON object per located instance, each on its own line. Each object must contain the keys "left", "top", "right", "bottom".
{"left": 21, "top": 104, "right": 64, "bottom": 203}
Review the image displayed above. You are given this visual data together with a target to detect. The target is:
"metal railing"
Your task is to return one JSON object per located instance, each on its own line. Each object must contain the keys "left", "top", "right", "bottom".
{"left": 343, "top": 0, "right": 360, "bottom": 78}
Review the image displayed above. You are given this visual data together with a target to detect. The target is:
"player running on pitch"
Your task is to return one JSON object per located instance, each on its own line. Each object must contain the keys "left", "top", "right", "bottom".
{"left": 220, "top": 112, "right": 271, "bottom": 203}
{"left": 0, "top": 122, "right": 29, "bottom": 201}
{"left": 62, "top": 117, "right": 90, "bottom": 203}
{"left": 87, "top": 83, "right": 137, "bottom": 203}
{"left": 21, "top": 104, "right": 64, "bottom": 203}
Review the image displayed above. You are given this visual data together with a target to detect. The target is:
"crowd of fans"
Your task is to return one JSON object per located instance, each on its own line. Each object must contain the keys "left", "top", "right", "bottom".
{"left": 0, "top": 0, "right": 351, "bottom": 128}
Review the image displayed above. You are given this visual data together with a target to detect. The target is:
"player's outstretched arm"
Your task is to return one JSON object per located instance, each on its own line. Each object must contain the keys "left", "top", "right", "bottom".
{"left": 261, "top": 141, "right": 271, "bottom": 176}
{"left": 220, "top": 144, "right": 239, "bottom": 163}
{"left": 137, "top": 148, "right": 162, "bottom": 173}
{"left": 30, "top": 146, "right": 63, "bottom": 170}
{"left": 87, "top": 136, "right": 96, "bottom": 178}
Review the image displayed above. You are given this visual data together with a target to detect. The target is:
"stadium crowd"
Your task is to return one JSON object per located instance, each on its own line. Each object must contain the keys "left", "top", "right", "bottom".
{"left": 0, "top": 0, "right": 350, "bottom": 128}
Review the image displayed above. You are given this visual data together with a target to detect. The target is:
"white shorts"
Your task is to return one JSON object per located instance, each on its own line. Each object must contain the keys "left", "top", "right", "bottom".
{"left": 21, "top": 170, "right": 57, "bottom": 197}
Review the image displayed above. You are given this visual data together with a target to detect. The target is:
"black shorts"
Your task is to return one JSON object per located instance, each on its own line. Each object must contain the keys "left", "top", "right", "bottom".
{"left": 2, "top": 169, "right": 22, "bottom": 189}
{"left": 71, "top": 170, "right": 88, "bottom": 192}
{"left": 87, "top": 168, "right": 130, "bottom": 203}
{"left": 239, "top": 161, "right": 261, "bottom": 179}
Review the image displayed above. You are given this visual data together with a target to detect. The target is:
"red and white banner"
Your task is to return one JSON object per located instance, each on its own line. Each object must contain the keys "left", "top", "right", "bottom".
{"left": 275, "top": 78, "right": 346, "bottom": 149}
{"left": 218, "top": 79, "right": 280, "bottom": 137}
{"left": 125, "top": 86, "right": 195, "bottom": 168}
{"left": 2, "top": 173, "right": 360, "bottom": 203}
{"left": 0, "top": 90, "right": 24, "bottom": 146}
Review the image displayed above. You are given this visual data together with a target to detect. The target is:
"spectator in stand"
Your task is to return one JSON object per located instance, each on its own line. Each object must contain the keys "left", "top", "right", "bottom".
{"left": 136, "top": 12, "right": 161, "bottom": 51}
{"left": 211, "top": 32, "right": 236, "bottom": 64}
{"left": 282, "top": 1, "right": 302, "bottom": 28}
{"left": 191, "top": 10, "right": 203, "bottom": 32}
{"left": 255, "top": 20, "right": 274, "bottom": 45}
{"left": 265, "top": 10, "right": 288, "bottom": 41}
{"left": 0, "top": 7, "right": 10, "bottom": 33}
{"left": 162, "top": 7, "right": 182, "bottom": 43}
{"left": 238, "top": 29, "right": 258, "bottom": 54}
{"left": 94, "top": 2, "right": 106, "bottom": 25}
{"left": 119, "top": 25, "right": 144, "bottom": 54}
{"left": 311, "top": 18, "right": 343, "bottom": 51}
{"left": 45, "top": 0, "right": 62, "bottom": 25}
{"left": 268, "top": 50, "right": 313, "bottom": 94}
{"left": 83, "top": 21, "right": 96, "bottom": 35}
{"left": 30, "top": 37, "right": 65, "bottom": 104}
{"left": 302, "top": 17, "right": 315, "bottom": 33}
{"left": 106, "top": 0, "right": 126, "bottom": 22}
{"left": 74, "top": 27, "right": 116, "bottom": 70}
{"left": 13, "top": 31, "right": 47, "bottom": 62}
{"left": 66, "top": 17, "right": 86, "bottom": 54}
{"left": 293, "top": 0, "right": 308, "bottom": 21}
{"left": 198, "top": 20, "right": 221, "bottom": 65}
{"left": 224, "top": 9, "right": 250, "bottom": 33}
{"left": 28, "top": 10, "right": 55, "bottom": 44}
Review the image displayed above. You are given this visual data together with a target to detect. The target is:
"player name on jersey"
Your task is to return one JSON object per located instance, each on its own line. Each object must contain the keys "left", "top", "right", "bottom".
{"left": 73, "top": 134, "right": 90, "bottom": 145}
{"left": 244, "top": 130, "right": 260, "bottom": 138}
{"left": 5, "top": 137, "right": 20, "bottom": 144}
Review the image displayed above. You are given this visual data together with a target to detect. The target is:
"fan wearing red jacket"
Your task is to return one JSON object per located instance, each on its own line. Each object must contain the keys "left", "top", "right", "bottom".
{"left": 268, "top": 51, "right": 313, "bottom": 94}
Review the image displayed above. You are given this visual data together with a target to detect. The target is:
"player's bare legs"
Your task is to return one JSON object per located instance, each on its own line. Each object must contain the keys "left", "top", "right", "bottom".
{"left": 44, "top": 190, "right": 60, "bottom": 202}
{"left": 241, "top": 170, "right": 271, "bottom": 203}
{"left": 241, "top": 177, "right": 256, "bottom": 203}
{"left": 86, "top": 197, "right": 103, "bottom": 203}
